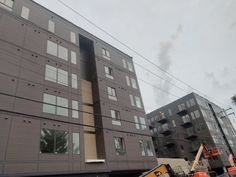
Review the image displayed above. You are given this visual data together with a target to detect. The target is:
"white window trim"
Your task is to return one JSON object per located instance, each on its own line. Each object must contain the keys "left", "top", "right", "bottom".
{"left": 71, "top": 73, "right": 78, "bottom": 89}
{"left": 48, "top": 20, "right": 55, "bottom": 33}
{"left": 21, "top": 6, "right": 29, "bottom": 20}
{"left": 104, "top": 66, "right": 114, "bottom": 79}
{"left": 107, "top": 87, "right": 117, "bottom": 101}
{"left": 102, "top": 48, "right": 111, "bottom": 60}
{"left": 70, "top": 32, "right": 76, "bottom": 44}
{"left": 45, "top": 64, "right": 68, "bottom": 86}
{"left": 71, "top": 50, "right": 77, "bottom": 64}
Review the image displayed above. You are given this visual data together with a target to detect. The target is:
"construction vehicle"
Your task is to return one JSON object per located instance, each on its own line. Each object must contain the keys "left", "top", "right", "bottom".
{"left": 141, "top": 144, "right": 220, "bottom": 177}
{"left": 227, "top": 153, "right": 236, "bottom": 177}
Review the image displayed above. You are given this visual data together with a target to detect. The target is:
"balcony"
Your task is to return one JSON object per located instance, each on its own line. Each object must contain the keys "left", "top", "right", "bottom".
{"left": 181, "top": 116, "right": 192, "bottom": 128}
{"left": 157, "top": 114, "right": 167, "bottom": 123}
{"left": 164, "top": 136, "right": 175, "bottom": 147}
{"left": 160, "top": 125, "right": 172, "bottom": 135}
{"left": 177, "top": 109, "right": 188, "bottom": 116}
{"left": 184, "top": 128, "right": 197, "bottom": 140}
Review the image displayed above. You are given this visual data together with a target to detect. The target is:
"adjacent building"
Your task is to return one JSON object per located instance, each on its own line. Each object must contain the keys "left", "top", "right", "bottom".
{"left": 0, "top": 0, "right": 156, "bottom": 176}
{"left": 147, "top": 92, "right": 236, "bottom": 174}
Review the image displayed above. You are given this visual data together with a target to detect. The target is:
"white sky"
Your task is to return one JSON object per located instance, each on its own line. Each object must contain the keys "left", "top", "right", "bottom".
{"left": 35, "top": 0, "right": 236, "bottom": 122}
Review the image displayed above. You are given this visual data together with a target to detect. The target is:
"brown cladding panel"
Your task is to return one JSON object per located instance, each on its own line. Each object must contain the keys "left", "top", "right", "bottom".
{"left": 84, "top": 133, "right": 97, "bottom": 160}
{"left": 23, "top": 25, "right": 48, "bottom": 56}
{"left": 6, "top": 117, "right": 40, "bottom": 161}
{"left": 0, "top": 14, "right": 26, "bottom": 46}
{"left": 81, "top": 80, "right": 93, "bottom": 104}
{"left": 4, "top": 163, "right": 37, "bottom": 175}
{"left": 38, "top": 162, "right": 69, "bottom": 173}
{"left": 0, "top": 117, "right": 11, "bottom": 161}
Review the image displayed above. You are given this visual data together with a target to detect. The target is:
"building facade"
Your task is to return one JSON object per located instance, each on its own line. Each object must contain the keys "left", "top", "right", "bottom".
{"left": 147, "top": 93, "right": 236, "bottom": 174}
{"left": 0, "top": 1, "right": 156, "bottom": 176}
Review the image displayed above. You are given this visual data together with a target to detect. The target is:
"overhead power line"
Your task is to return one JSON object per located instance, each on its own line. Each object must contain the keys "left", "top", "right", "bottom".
{"left": 56, "top": 0, "right": 228, "bottom": 108}
{"left": 0, "top": 91, "right": 233, "bottom": 146}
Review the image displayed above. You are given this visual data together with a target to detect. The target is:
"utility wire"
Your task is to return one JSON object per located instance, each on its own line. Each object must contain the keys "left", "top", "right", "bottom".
{"left": 56, "top": 0, "right": 228, "bottom": 108}
{"left": 0, "top": 91, "right": 234, "bottom": 146}
{"left": 0, "top": 38, "right": 181, "bottom": 102}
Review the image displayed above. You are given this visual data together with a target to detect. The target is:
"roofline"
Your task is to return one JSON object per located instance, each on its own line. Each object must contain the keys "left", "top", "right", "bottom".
{"left": 31, "top": 0, "right": 133, "bottom": 59}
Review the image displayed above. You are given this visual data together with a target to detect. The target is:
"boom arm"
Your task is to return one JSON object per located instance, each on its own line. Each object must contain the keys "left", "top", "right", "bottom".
{"left": 191, "top": 144, "right": 204, "bottom": 172}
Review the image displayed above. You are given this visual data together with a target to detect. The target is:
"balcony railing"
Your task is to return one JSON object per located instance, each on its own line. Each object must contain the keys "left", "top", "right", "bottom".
{"left": 181, "top": 116, "right": 192, "bottom": 128}
{"left": 157, "top": 114, "right": 167, "bottom": 123}
{"left": 184, "top": 128, "right": 197, "bottom": 139}
{"left": 160, "top": 125, "right": 172, "bottom": 135}
{"left": 163, "top": 136, "right": 175, "bottom": 147}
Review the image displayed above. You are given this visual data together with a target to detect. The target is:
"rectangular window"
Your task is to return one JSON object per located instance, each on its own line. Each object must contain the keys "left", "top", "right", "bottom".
{"left": 122, "top": 59, "right": 127, "bottom": 69}
{"left": 104, "top": 66, "right": 113, "bottom": 79}
{"left": 0, "top": 0, "right": 14, "bottom": 10}
{"left": 47, "top": 40, "right": 68, "bottom": 61}
{"left": 72, "top": 100, "right": 79, "bottom": 119}
{"left": 43, "top": 93, "right": 56, "bottom": 114}
{"left": 168, "top": 109, "right": 172, "bottom": 116}
{"left": 70, "top": 32, "right": 76, "bottom": 44}
{"left": 111, "top": 110, "right": 121, "bottom": 126}
{"left": 73, "top": 133, "right": 80, "bottom": 154}
{"left": 139, "top": 140, "right": 145, "bottom": 156}
{"left": 58, "top": 45, "right": 68, "bottom": 61}
{"left": 43, "top": 93, "right": 68, "bottom": 117}
{"left": 102, "top": 48, "right": 110, "bottom": 60}
{"left": 58, "top": 68, "right": 68, "bottom": 86}
{"left": 145, "top": 141, "right": 154, "bottom": 156}
{"left": 56, "top": 97, "right": 68, "bottom": 117}
{"left": 47, "top": 40, "right": 58, "bottom": 57}
{"left": 131, "top": 78, "right": 137, "bottom": 89}
{"left": 114, "top": 137, "right": 126, "bottom": 155}
{"left": 71, "top": 51, "right": 77, "bottom": 64}
{"left": 190, "top": 98, "right": 195, "bottom": 106}
{"left": 134, "top": 116, "right": 140, "bottom": 129}
{"left": 186, "top": 100, "right": 190, "bottom": 108}
{"left": 126, "top": 76, "right": 130, "bottom": 86}
{"left": 40, "top": 128, "right": 68, "bottom": 154}
{"left": 191, "top": 112, "right": 196, "bottom": 120}
{"left": 127, "top": 62, "right": 134, "bottom": 72}
{"left": 107, "top": 86, "right": 117, "bottom": 101}
{"left": 135, "top": 96, "right": 142, "bottom": 108}
{"left": 130, "top": 94, "right": 135, "bottom": 106}
{"left": 45, "top": 64, "right": 57, "bottom": 82}
{"left": 45, "top": 65, "right": 68, "bottom": 86}
{"left": 21, "top": 6, "right": 29, "bottom": 20}
{"left": 134, "top": 116, "right": 147, "bottom": 130}
{"left": 140, "top": 117, "right": 147, "bottom": 130}
{"left": 178, "top": 103, "right": 186, "bottom": 111}
{"left": 194, "top": 110, "right": 200, "bottom": 118}
{"left": 172, "top": 120, "right": 176, "bottom": 127}
{"left": 48, "top": 20, "right": 55, "bottom": 33}
{"left": 71, "top": 74, "right": 78, "bottom": 89}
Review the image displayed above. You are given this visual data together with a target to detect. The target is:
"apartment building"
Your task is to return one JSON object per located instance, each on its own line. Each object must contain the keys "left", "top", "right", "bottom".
{"left": 147, "top": 92, "right": 236, "bottom": 175}
{"left": 0, "top": 1, "right": 156, "bottom": 176}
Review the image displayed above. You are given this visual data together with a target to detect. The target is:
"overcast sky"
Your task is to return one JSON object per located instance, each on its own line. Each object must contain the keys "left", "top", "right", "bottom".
{"left": 35, "top": 0, "right": 236, "bottom": 124}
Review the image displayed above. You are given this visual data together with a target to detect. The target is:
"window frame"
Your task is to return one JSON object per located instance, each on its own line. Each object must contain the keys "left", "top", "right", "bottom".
{"left": 111, "top": 109, "right": 121, "bottom": 126}
{"left": 72, "top": 132, "right": 80, "bottom": 154}
{"left": 43, "top": 93, "right": 69, "bottom": 117}
{"left": 40, "top": 128, "right": 69, "bottom": 154}
{"left": 0, "top": 0, "right": 14, "bottom": 10}
{"left": 107, "top": 86, "right": 117, "bottom": 101}
{"left": 102, "top": 48, "right": 111, "bottom": 60}
{"left": 114, "top": 137, "right": 126, "bottom": 156}
{"left": 21, "top": 6, "right": 29, "bottom": 20}
{"left": 48, "top": 19, "right": 55, "bottom": 33}
{"left": 104, "top": 66, "right": 113, "bottom": 79}
{"left": 45, "top": 64, "right": 68, "bottom": 86}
